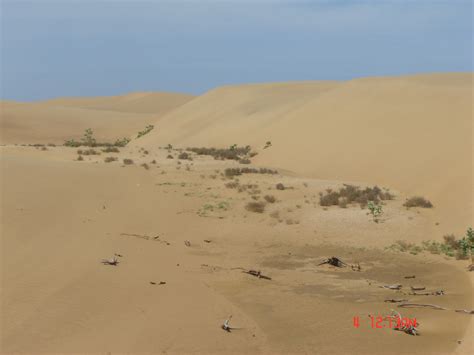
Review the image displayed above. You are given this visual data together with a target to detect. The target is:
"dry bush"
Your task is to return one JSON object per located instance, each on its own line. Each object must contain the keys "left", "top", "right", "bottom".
{"left": 224, "top": 167, "right": 277, "bottom": 178}
{"left": 403, "top": 196, "right": 433, "bottom": 208}
{"left": 239, "top": 158, "right": 251, "bottom": 164}
{"left": 123, "top": 159, "right": 134, "bottom": 165}
{"left": 319, "top": 184, "right": 393, "bottom": 208}
{"left": 167, "top": 154, "right": 174, "bottom": 159}
{"left": 276, "top": 183, "right": 285, "bottom": 190}
{"left": 178, "top": 152, "right": 191, "bottom": 160}
{"left": 77, "top": 155, "right": 84, "bottom": 161}
{"left": 264, "top": 195, "right": 276, "bottom": 203}
{"left": 150, "top": 160, "right": 157, "bottom": 164}
{"left": 245, "top": 201, "right": 266, "bottom": 213}
{"left": 186, "top": 146, "right": 252, "bottom": 161}
{"left": 141, "top": 163, "right": 150, "bottom": 170}
{"left": 102, "top": 147, "right": 120, "bottom": 153}
{"left": 104, "top": 156, "right": 118, "bottom": 163}
{"left": 78, "top": 148, "right": 100, "bottom": 156}
{"left": 225, "top": 181, "right": 239, "bottom": 189}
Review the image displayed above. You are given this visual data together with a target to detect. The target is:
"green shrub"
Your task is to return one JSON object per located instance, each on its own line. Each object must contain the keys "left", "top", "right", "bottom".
{"left": 136, "top": 125, "right": 154, "bottom": 138}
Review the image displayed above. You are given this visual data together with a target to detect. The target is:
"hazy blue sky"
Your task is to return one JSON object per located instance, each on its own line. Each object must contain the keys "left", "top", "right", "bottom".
{"left": 1, "top": 0, "right": 472, "bottom": 100}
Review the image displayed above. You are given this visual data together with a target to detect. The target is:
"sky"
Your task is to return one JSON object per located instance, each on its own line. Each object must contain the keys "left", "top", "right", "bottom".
{"left": 1, "top": 0, "right": 472, "bottom": 101}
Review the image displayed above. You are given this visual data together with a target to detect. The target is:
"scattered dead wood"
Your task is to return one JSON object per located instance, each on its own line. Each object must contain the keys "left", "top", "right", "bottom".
{"left": 410, "top": 286, "right": 426, "bottom": 291}
{"left": 380, "top": 284, "right": 402, "bottom": 290}
{"left": 404, "top": 275, "right": 416, "bottom": 279}
{"left": 455, "top": 309, "right": 474, "bottom": 315}
{"left": 398, "top": 303, "right": 447, "bottom": 310}
{"left": 384, "top": 298, "right": 408, "bottom": 303}
{"left": 101, "top": 256, "right": 119, "bottom": 266}
{"left": 243, "top": 269, "right": 272, "bottom": 280}
{"left": 317, "top": 257, "right": 347, "bottom": 268}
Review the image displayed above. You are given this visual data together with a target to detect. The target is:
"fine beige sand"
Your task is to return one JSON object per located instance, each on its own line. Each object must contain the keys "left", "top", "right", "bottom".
{"left": 1, "top": 73, "right": 473, "bottom": 354}
{"left": 0, "top": 92, "right": 194, "bottom": 145}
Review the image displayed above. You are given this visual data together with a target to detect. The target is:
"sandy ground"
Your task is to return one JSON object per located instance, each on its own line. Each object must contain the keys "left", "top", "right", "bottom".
{"left": 1, "top": 145, "right": 472, "bottom": 354}
{"left": 1, "top": 73, "right": 472, "bottom": 354}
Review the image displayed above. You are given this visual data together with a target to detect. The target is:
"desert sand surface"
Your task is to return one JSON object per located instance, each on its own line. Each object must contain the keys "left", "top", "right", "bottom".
{"left": 1, "top": 73, "right": 473, "bottom": 354}
{"left": 0, "top": 92, "right": 194, "bottom": 145}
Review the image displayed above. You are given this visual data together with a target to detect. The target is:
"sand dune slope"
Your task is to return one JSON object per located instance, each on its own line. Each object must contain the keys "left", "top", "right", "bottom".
{"left": 137, "top": 73, "right": 473, "bottom": 234}
{"left": 0, "top": 92, "right": 194, "bottom": 144}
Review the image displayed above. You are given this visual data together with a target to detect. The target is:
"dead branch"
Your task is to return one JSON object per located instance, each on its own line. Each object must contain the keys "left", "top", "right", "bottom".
{"left": 384, "top": 299, "right": 408, "bottom": 303}
{"left": 404, "top": 275, "right": 416, "bottom": 279}
{"left": 317, "top": 257, "right": 348, "bottom": 268}
{"left": 380, "top": 284, "right": 402, "bottom": 290}
{"left": 409, "top": 290, "right": 444, "bottom": 296}
{"left": 410, "top": 286, "right": 426, "bottom": 291}
{"left": 243, "top": 269, "right": 272, "bottom": 280}
{"left": 389, "top": 309, "right": 419, "bottom": 336}
{"left": 398, "top": 303, "right": 447, "bottom": 310}
{"left": 455, "top": 309, "right": 474, "bottom": 314}
{"left": 101, "top": 256, "right": 119, "bottom": 266}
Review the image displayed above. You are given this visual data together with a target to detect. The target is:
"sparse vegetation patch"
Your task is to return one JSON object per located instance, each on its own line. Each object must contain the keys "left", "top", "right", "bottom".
{"left": 186, "top": 145, "right": 253, "bottom": 161}
{"left": 224, "top": 167, "right": 278, "bottom": 178}
{"left": 319, "top": 184, "right": 393, "bottom": 208}
{"left": 403, "top": 196, "right": 433, "bottom": 208}
{"left": 136, "top": 125, "right": 154, "bottom": 138}
{"left": 245, "top": 201, "right": 266, "bottom": 213}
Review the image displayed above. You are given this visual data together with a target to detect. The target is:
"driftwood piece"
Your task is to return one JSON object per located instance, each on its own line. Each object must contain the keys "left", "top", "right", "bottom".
{"left": 184, "top": 240, "right": 191, "bottom": 247}
{"left": 409, "top": 290, "right": 444, "bottom": 296}
{"left": 410, "top": 286, "right": 426, "bottom": 291}
{"left": 317, "top": 257, "right": 347, "bottom": 268}
{"left": 380, "top": 284, "right": 402, "bottom": 290}
{"left": 455, "top": 309, "right": 474, "bottom": 314}
{"left": 221, "top": 315, "right": 242, "bottom": 332}
{"left": 398, "top": 303, "right": 447, "bottom": 310}
{"left": 390, "top": 310, "right": 419, "bottom": 336}
{"left": 101, "top": 256, "right": 119, "bottom": 266}
{"left": 404, "top": 275, "right": 416, "bottom": 279}
{"left": 243, "top": 269, "right": 272, "bottom": 280}
{"left": 384, "top": 298, "right": 408, "bottom": 303}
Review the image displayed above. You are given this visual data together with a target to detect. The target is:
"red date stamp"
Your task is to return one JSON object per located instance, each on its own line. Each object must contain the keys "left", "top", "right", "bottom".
{"left": 353, "top": 315, "right": 418, "bottom": 329}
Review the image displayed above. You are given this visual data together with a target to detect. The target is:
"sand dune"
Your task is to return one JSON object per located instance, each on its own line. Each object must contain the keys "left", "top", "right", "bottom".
{"left": 0, "top": 92, "right": 194, "bottom": 144}
{"left": 136, "top": 73, "right": 473, "bottom": 235}
{"left": 1, "top": 73, "right": 472, "bottom": 354}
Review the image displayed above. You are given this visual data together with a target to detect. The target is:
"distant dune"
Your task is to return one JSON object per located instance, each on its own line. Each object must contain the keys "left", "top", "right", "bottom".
{"left": 136, "top": 73, "right": 473, "bottom": 234}
{"left": 0, "top": 92, "right": 194, "bottom": 144}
